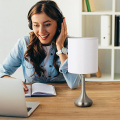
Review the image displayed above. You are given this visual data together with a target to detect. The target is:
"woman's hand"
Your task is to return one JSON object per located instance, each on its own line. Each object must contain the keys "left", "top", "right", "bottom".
{"left": 56, "top": 18, "right": 67, "bottom": 51}
{"left": 55, "top": 18, "right": 68, "bottom": 65}
{"left": 22, "top": 82, "right": 29, "bottom": 94}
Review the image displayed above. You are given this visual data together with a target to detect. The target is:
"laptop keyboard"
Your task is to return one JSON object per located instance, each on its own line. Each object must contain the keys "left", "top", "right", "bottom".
{"left": 27, "top": 107, "right": 32, "bottom": 112}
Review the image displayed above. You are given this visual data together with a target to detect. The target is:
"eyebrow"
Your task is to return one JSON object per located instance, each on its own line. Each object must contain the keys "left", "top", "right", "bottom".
{"left": 43, "top": 20, "right": 51, "bottom": 23}
{"left": 33, "top": 20, "right": 51, "bottom": 24}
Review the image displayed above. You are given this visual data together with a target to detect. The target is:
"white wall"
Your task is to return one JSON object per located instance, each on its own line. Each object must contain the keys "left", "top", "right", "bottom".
{"left": 0, "top": 0, "right": 81, "bottom": 80}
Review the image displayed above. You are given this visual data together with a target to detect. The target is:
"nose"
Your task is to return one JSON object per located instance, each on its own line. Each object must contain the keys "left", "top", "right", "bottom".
{"left": 38, "top": 25, "right": 46, "bottom": 35}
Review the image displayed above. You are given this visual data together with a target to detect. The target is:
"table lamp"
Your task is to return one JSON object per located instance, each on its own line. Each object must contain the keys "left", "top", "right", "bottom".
{"left": 68, "top": 37, "right": 98, "bottom": 107}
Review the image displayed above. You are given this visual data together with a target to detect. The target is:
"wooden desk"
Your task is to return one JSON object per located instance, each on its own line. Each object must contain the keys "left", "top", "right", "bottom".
{"left": 1, "top": 81, "right": 120, "bottom": 120}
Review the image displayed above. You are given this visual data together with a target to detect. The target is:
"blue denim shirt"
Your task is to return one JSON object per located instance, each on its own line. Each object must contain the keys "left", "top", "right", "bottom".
{"left": 0, "top": 36, "right": 81, "bottom": 89}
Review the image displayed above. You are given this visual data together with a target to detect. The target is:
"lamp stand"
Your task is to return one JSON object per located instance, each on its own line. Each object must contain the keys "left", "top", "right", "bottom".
{"left": 74, "top": 74, "right": 93, "bottom": 107}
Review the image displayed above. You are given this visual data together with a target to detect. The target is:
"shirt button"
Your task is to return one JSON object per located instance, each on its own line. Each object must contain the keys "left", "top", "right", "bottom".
{"left": 60, "top": 70, "right": 62, "bottom": 72}
{"left": 51, "top": 53, "right": 53, "bottom": 55}
{"left": 49, "top": 65, "right": 52, "bottom": 67}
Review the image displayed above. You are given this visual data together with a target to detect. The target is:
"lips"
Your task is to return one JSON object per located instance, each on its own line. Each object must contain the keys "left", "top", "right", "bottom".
{"left": 39, "top": 34, "right": 49, "bottom": 40}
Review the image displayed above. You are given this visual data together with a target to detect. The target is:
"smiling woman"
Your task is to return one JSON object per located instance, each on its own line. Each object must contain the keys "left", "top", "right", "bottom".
{"left": 31, "top": 13, "right": 57, "bottom": 45}
{"left": 0, "top": 0, "right": 81, "bottom": 91}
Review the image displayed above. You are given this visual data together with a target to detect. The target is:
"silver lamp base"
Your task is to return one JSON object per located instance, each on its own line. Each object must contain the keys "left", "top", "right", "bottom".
{"left": 74, "top": 74, "right": 93, "bottom": 107}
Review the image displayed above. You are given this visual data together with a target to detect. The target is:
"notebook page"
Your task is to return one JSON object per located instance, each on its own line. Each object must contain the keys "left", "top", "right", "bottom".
{"left": 32, "top": 83, "right": 56, "bottom": 96}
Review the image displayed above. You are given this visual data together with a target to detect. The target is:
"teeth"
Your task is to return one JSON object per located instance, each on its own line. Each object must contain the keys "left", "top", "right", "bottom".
{"left": 41, "top": 35, "right": 48, "bottom": 38}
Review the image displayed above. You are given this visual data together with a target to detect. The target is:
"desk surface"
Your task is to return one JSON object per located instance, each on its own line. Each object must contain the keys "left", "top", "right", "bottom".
{"left": 1, "top": 81, "right": 120, "bottom": 120}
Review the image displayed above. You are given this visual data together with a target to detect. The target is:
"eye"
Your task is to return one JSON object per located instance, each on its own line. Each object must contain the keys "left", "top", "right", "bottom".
{"left": 33, "top": 24, "right": 39, "bottom": 27}
{"left": 44, "top": 24, "right": 51, "bottom": 27}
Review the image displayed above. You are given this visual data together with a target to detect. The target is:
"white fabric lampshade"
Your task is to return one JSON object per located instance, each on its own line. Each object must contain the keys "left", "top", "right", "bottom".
{"left": 68, "top": 37, "right": 98, "bottom": 74}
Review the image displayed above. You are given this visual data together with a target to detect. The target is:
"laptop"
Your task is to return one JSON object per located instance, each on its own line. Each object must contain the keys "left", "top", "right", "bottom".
{"left": 0, "top": 78, "right": 40, "bottom": 117}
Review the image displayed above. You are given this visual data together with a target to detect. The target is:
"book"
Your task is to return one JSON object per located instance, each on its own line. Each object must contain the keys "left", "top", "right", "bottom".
{"left": 25, "top": 83, "right": 56, "bottom": 97}
{"left": 115, "top": 16, "right": 119, "bottom": 46}
{"left": 82, "top": 0, "right": 88, "bottom": 12}
{"left": 88, "top": 0, "right": 95, "bottom": 12}
{"left": 86, "top": 0, "right": 91, "bottom": 12}
{"left": 101, "top": 15, "right": 111, "bottom": 46}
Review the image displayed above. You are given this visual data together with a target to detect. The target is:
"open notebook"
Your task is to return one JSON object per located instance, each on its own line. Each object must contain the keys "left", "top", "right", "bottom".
{"left": 25, "top": 83, "right": 56, "bottom": 97}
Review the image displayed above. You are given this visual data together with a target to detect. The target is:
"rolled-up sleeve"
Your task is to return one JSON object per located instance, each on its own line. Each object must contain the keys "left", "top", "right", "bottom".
{"left": 0, "top": 38, "right": 24, "bottom": 77}
{"left": 58, "top": 58, "right": 81, "bottom": 89}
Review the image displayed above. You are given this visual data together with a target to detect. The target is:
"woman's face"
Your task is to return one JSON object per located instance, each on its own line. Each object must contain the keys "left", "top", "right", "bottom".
{"left": 31, "top": 12, "right": 57, "bottom": 45}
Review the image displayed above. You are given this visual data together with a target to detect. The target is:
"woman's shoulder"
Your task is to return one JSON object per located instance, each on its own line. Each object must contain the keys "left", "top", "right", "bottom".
{"left": 18, "top": 36, "right": 30, "bottom": 45}
{"left": 23, "top": 36, "right": 30, "bottom": 45}
{"left": 14, "top": 36, "right": 30, "bottom": 52}
{"left": 15, "top": 36, "right": 30, "bottom": 49}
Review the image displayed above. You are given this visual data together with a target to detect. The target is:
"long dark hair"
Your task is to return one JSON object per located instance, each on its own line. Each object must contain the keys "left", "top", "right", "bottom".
{"left": 24, "top": 0, "right": 65, "bottom": 77}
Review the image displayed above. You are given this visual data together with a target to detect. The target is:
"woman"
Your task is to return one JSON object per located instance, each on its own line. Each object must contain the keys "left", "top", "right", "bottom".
{"left": 0, "top": 0, "right": 81, "bottom": 91}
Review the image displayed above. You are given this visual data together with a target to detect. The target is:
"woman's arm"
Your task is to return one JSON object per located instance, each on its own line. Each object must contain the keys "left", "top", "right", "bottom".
{"left": 2, "top": 76, "right": 14, "bottom": 78}
{"left": 56, "top": 18, "right": 68, "bottom": 65}
{"left": 55, "top": 18, "right": 81, "bottom": 89}
{"left": 0, "top": 38, "right": 24, "bottom": 78}
{"left": 56, "top": 58, "right": 81, "bottom": 89}
{"left": 0, "top": 38, "right": 28, "bottom": 91}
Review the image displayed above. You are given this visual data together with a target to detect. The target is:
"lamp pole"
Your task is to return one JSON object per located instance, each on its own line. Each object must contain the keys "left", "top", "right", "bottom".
{"left": 74, "top": 74, "right": 93, "bottom": 107}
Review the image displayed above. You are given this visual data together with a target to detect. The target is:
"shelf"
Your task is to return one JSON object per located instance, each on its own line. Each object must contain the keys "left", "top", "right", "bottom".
{"left": 115, "top": 0, "right": 120, "bottom": 12}
{"left": 93, "top": 0, "right": 112, "bottom": 12}
{"left": 81, "top": 12, "right": 113, "bottom": 15}
{"left": 98, "top": 45, "right": 113, "bottom": 49}
{"left": 115, "top": 12, "right": 120, "bottom": 15}
{"left": 81, "top": 0, "right": 120, "bottom": 81}
{"left": 114, "top": 50, "right": 120, "bottom": 80}
{"left": 98, "top": 46, "right": 120, "bottom": 50}
{"left": 114, "top": 47, "right": 120, "bottom": 49}
{"left": 85, "top": 73, "right": 112, "bottom": 81}
{"left": 114, "top": 73, "right": 120, "bottom": 81}
{"left": 98, "top": 49, "right": 112, "bottom": 75}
